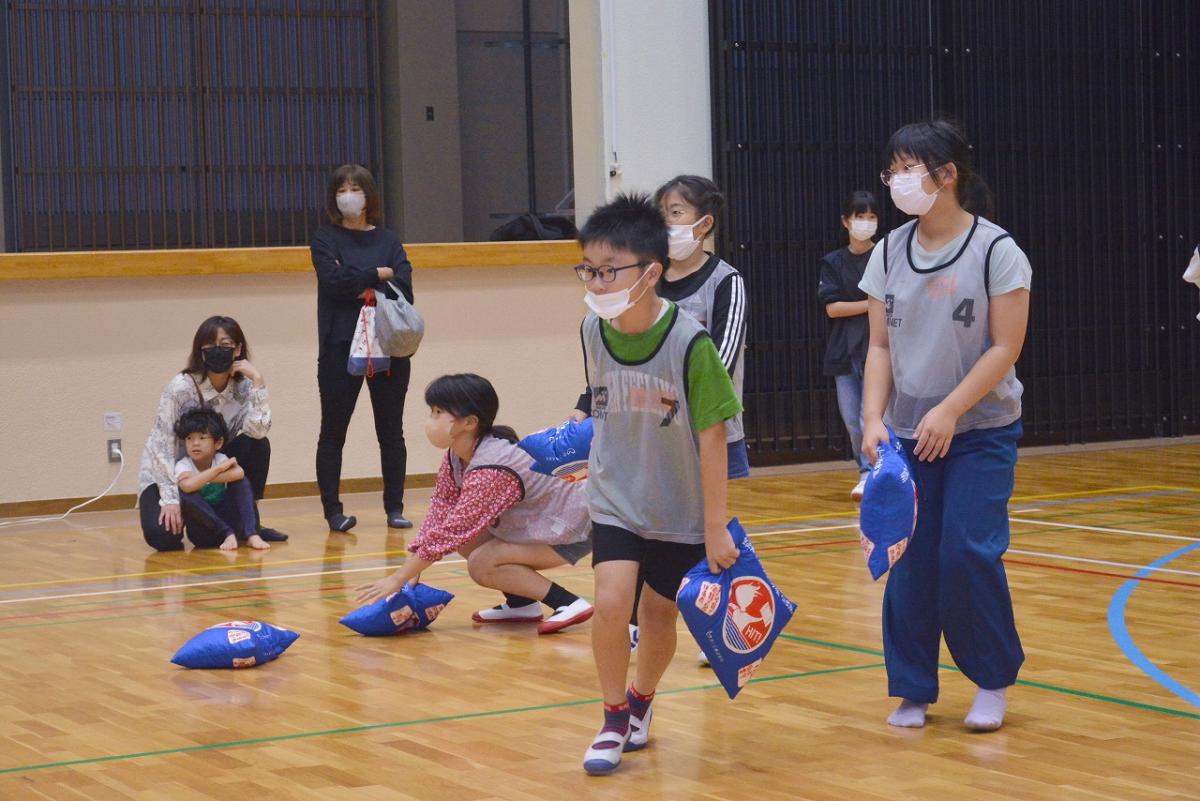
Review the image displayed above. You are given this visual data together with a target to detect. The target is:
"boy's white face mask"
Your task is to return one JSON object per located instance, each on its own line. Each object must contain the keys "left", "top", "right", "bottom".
{"left": 584, "top": 268, "right": 655, "bottom": 320}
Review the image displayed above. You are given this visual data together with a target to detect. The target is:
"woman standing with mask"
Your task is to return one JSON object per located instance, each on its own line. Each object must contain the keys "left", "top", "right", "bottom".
{"left": 138, "top": 316, "right": 285, "bottom": 551}
{"left": 311, "top": 164, "right": 415, "bottom": 533}
{"left": 859, "top": 120, "right": 1031, "bottom": 732}
{"left": 818, "top": 190, "right": 879, "bottom": 500}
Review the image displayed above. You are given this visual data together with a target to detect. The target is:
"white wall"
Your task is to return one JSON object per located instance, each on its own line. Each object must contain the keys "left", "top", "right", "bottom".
{"left": 570, "top": 0, "right": 713, "bottom": 223}
{"left": 0, "top": 265, "right": 585, "bottom": 505}
{"left": 0, "top": 2, "right": 716, "bottom": 505}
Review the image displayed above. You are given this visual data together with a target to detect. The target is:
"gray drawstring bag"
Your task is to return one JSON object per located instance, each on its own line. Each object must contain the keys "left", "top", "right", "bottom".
{"left": 376, "top": 281, "right": 425, "bottom": 358}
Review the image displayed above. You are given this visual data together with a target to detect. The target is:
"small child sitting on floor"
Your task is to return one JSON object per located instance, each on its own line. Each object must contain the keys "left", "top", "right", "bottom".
{"left": 174, "top": 408, "right": 269, "bottom": 551}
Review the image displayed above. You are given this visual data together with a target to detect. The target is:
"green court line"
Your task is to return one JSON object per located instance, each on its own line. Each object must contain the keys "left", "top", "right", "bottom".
{"left": 2, "top": 615, "right": 1196, "bottom": 776}
{"left": 781, "top": 634, "right": 1200, "bottom": 721}
{"left": 0, "top": 662, "right": 883, "bottom": 776}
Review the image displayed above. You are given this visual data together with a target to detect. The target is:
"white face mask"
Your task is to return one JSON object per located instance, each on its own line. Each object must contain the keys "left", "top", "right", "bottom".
{"left": 424, "top": 411, "right": 469, "bottom": 450}
{"left": 849, "top": 219, "right": 877, "bottom": 241}
{"left": 890, "top": 172, "right": 942, "bottom": 216}
{"left": 583, "top": 268, "right": 655, "bottom": 320}
{"left": 667, "top": 217, "right": 709, "bottom": 260}
{"left": 337, "top": 190, "right": 367, "bottom": 218}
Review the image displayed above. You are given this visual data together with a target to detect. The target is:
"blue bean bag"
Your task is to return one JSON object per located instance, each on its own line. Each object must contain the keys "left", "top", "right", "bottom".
{"left": 171, "top": 620, "right": 299, "bottom": 669}
{"left": 676, "top": 519, "right": 797, "bottom": 699}
{"left": 858, "top": 427, "right": 918, "bottom": 580}
{"left": 518, "top": 417, "right": 592, "bottom": 481}
{"left": 340, "top": 582, "right": 455, "bottom": 636}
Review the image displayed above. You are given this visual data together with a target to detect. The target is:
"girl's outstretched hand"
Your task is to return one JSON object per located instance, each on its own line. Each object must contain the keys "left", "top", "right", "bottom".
{"left": 355, "top": 573, "right": 405, "bottom": 606}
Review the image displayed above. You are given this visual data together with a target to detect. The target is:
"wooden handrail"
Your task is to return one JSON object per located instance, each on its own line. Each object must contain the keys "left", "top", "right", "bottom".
{"left": 0, "top": 240, "right": 582, "bottom": 281}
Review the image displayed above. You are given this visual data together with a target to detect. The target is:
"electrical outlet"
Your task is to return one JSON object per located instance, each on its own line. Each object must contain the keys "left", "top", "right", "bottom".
{"left": 104, "top": 412, "right": 122, "bottom": 432}
{"left": 107, "top": 439, "right": 123, "bottom": 463}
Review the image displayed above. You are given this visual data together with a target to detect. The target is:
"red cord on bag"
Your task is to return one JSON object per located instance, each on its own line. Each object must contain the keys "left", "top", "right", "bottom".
{"left": 360, "top": 289, "right": 377, "bottom": 378}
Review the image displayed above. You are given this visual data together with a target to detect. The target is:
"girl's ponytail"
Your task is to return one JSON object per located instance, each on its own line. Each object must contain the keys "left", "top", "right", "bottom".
{"left": 488, "top": 424, "right": 520, "bottom": 444}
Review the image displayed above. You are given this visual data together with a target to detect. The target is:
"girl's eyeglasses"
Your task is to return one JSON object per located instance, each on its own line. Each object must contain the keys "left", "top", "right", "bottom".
{"left": 879, "top": 163, "right": 932, "bottom": 186}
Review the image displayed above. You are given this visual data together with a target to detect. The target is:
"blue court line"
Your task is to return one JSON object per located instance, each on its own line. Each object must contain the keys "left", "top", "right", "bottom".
{"left": 1107, "top": 540, "right": 1200, "bottom": 709}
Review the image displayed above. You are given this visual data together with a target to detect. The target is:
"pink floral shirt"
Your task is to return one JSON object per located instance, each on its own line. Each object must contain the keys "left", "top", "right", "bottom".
{"left": 407, "top": 452, "right": 524, "bottom": 561}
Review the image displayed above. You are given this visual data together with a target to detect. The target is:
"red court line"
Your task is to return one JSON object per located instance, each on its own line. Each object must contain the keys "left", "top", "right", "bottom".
{"left": 1004, "top": 558, "right": 1200, "bottom": 589}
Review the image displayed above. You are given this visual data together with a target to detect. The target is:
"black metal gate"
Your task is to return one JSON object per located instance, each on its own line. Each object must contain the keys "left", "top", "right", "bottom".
{"left": 1, "top": 0, "right": 383, "bottom": 251}
{"left": 710, "top": 0, "right": 1200, "bottom": 463}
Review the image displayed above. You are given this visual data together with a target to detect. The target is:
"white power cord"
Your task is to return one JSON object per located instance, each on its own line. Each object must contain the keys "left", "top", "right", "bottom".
{"left": 0, "top": 447, "right": 126, "bottom": 529}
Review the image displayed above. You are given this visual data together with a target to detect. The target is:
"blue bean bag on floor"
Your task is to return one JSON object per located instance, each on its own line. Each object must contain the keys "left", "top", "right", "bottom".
{"left": 171, "top": 620, "right": 299, "bottom": 669}
{"left": 339, "top": 583, "right": 455, "bottom": 636}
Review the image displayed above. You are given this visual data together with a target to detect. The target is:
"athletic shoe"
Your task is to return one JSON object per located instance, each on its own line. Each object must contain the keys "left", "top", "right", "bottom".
{"left": 471, "top": 602, "right": 543, "bottom": 623}
{"left": 698, "top": 650, "right": 710, "bottom": 667}
{"left": 537, "top": 598, "right": 594, "bottom": 634}
{"left": 387, "top": 511, "right": 413, "bottom": 529}
{"left": 629, "top": 624, "right": 640, "bottom": 653}
{"left": 851, "top": 474, "right": 867, "bottom": 502}
{"left": 583, "top": 726, "right": 629, "bottom": 775}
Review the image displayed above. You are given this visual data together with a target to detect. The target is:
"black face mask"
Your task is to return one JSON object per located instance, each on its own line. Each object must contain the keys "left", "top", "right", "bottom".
{"left": 202, "top": 346, "right": 236, "bottom": 374}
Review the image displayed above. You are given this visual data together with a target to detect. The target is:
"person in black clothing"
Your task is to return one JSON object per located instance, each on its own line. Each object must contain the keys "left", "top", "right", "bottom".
{"left": 311, "top": 163, "right": 415, "bottom": 532}
{"left": 817, "top": 190, "right": 879, "bottom": 500}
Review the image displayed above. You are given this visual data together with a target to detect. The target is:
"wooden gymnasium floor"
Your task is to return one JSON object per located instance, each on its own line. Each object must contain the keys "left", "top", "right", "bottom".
{"left": 1, "top": 441, "right": 1198, "bottom": 801}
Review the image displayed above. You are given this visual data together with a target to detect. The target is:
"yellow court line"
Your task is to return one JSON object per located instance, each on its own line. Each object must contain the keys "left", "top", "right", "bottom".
{"left": 0, "top": 550, "right": 409, "bottom": 590}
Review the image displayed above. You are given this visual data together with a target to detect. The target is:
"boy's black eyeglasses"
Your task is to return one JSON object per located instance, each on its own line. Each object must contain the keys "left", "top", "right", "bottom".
{"left": 573, "top": 262, "right": 648, "bottom": 283}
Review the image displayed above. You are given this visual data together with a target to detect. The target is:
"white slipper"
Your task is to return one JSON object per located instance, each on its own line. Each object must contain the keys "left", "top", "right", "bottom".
{"left": 471, "top": 602, "right": 543, "bottom": 623}
{"left": 538, "top": 598, "right": 594, "bottom": 634}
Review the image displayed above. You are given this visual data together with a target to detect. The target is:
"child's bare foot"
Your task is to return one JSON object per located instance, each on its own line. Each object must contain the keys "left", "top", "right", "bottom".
{"left": 219, "top": 533, "right": 238, "bottom": 551}
{"left": 247, "top": 534, "right": 271, "bottom": 550}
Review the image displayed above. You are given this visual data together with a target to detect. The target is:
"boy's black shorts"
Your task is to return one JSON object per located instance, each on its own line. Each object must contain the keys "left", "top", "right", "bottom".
{"left": 591, "top": 522, "right": 706, "bottom": 599}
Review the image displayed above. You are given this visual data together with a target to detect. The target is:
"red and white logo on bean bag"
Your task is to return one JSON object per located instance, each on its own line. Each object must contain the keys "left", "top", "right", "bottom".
{"left": 722, "top": 577, "right": 775, "bottom": 654}
{"left": 226, "top": 630, "right": 251, "bottom": 645}
{"left": 694, "top": 581, "right": 722, "bottom": 616}
{"left": 212, "top": 620, "right": 262, "bottom": 631}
